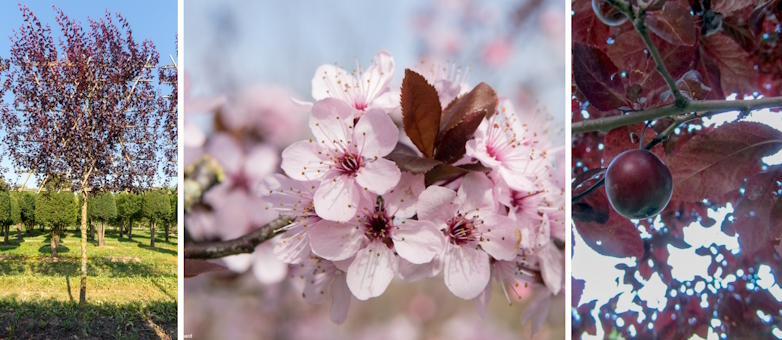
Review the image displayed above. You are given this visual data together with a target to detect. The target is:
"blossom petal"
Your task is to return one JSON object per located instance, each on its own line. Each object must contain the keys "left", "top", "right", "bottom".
{"left": 206, "top": 133, "right": 243, "bottom": 175}
{"left": 444, "top": 243, "right": 490, "bottom": 299}
{"left": 314, "top": 175, "right": 360, "bottom": 222}
{"left": 183, "top": 121, "right": 206, "bottom": 148}
{"left": 397, "top": 255, "right": 443, "bottom": 282}
{"left": 355, "top": 158, "right": 401, "bottom": 195}
{"left": 354, "top": 108, "right": 398, "bottom": 158}
{"left": 520, "top": 290, "right": 552, "bottom": 335}
{"left": 346, "top": 241, "right": 398, "bottom": 300}
{"left": 290, "top": 97, "right": 314, "bottom": 111}
{"left": 330, "top": 273, "right": 351, "bottom": 324}
{"left": 251, "top": 243, "right": 288, "bottom": 284}
{"left": 281, "top": 140, "right": 331, "bottom": 181}
{"left": 243, "top": 144, "right": 280, "bottom": 182}
{"left": 369, "top": 88, "right": 400, "bottom": 113}
{"left": 417, "top": 186, "right": 458, "bottom": 227}
{"left": 309, "top": 221, "right": 363, "bottom": 261}
{"left": 473, "top": 280, "right": 493, "bottom": 319}
{"left": 457, "top": 172, "right": 497, "bottom": 214}
{"left": 499, "top": 165, "right": 536, "bottom": 191}
{"left": 392, "top": 220, "right": 444, "bottom": 264}
{"left": 383, "top": 171, "right": 425, "bottom": 219}
{"left": 362, "top": 50, "right": 395, "bottom": 103}
{"left": 477, "top": 214, "right": 520, "bottom": 261}
{"left": 312, "top": 64, "right": 355, "bottom": 101}
{"left": 273, "top": 218, "right": 320, "bottom": 264}
{"left": 310, "top": 98, "right": 358, "bottom": 151}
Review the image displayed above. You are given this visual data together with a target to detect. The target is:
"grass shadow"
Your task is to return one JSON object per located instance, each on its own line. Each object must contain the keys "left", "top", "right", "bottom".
{"left": 37, "top": 244, "right": 70, "bottom": 255}
{"left": 0, "top": 298, "right": 176, "bottom": 339}
{"left": 136, "top": 243, "right": 177, "bottom": 256}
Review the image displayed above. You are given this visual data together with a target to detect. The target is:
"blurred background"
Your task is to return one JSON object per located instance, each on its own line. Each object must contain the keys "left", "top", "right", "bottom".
{"left": 183, "top": 0, "right": 565, "bottom": 338}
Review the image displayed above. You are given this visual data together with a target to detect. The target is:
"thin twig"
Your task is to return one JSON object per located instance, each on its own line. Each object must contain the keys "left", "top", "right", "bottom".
{"left": 184, "top": 217, "right": 290, "bottom": 259}
{"left": 572, "top": 97, "right": 782, "bottom": 134}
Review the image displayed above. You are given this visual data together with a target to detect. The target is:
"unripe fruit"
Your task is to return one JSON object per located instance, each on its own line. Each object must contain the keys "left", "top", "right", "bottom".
{"left": 605, "top": 149, "right": 673, "bottom": 219}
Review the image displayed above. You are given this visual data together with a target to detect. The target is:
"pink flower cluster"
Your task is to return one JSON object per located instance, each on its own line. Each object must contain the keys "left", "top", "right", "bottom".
{"left": 259, "top": 51, "right": 565, "bottom": 332}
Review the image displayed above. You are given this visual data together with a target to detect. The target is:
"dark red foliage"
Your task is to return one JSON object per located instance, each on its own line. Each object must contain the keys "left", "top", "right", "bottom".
{"left": 0, "top": 5, "right": 171, "bottom": 191}
{"left": 572, "top": 0, "right": 782, "bottom": 337}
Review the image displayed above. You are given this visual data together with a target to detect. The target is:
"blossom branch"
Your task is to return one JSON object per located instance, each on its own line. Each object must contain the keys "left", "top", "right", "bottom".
{"left": 184, "top": 216, "right": 290, "bottom": 259}
{"left": 572, "top": 96, "right": 782, "bottom": 134}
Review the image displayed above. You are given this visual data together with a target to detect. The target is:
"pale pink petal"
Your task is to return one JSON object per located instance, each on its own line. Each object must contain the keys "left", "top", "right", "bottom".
{"left": 538, "top": 243, "right": 564, "bottom": 295}
{"left": 185, "top": 95, "right": 227, "bottom": 115}
{"left": 465, "top": 137, "right": 502, "bottom": 168}
{"left": 281, "top": 140, "right": 332, "bottom": 181}
{"left": 354, "top": 108, "right": 398, "bottom": 158}
{"left": 243, "top": 144, "right": 280, "bottom": 182}
{"left": 346, "top": 240, "right": 398, "bottom": 300}
{"left": 392, "top": 220, "right": 444, "bottom": 264}
{"left": 477, "top": 214, "right": 520, "bottom": 261}
{"left": 309, "top": 222, "right": 363, "bottom": 261}
{"left": 290, "top": 97, "right": 314, "bottom": 111}
{"left": 252, "top": 242, "right": 288, "bottom": 284}
{"left": 333, "top": 256, "right": 354, "bottom": 272}
{"left": 355, "top": 158, "right": 401, "bottom": 195}
{"left": 311, "top": 64, "right": 356, "bottom": 101}
{"left": 221, "top": 253, "right": 254, "bottom": 273}
{"left": 362, "top": 50, "right": 395, "bottom": 103}
{"left": 369, "top": 88, "right": 400, "bottom": 113}
{"left": 298, "top": 264, "right": 337, "bottom": 305}
{"left": 257, "top": 174, "right": 318, "bottom": 217}
{"left": 383, "top": 171, "right": 425, "bottom": 218}
{"left": 473, "top": 279, "right": 493, "bottom": 319}
{"left": 417, "top": 186, "right": 458, "bottom": 227}
{"left": 397, "top": 255, "right": 443, "bottom": 282}
{"left": 206, "top": 133, "right": 243, "bottom": 175}
{"left": 184, "top": 207, "right": 217, "bottom": 241}
{"left": 330, "top": 273, "right": 351, "bottom": 324}
{"left": 183, "top": 121, "right": 206, "bottom": 148}
{"left": 499, "top": 166, "right": 536, "bottom": 191}
{"left": 314, "top": 175, "right": 360, "bottom": 222}
{"left": 444, "top": 243, "right": 491, "bottom": 299}
{"left": 433, "top": 79, "right": 462, "bottom": 108}
{"left": 309, "top": 98, "right": 358, "bottom": 150}
{"left": 457, "top": 172, "right": 496, "bottom": 214}
{"left": 273, "top": 219, "right": 318, "bottom": 264}
{"left": 520, "top": 290, "right": 552, "bottom": 335}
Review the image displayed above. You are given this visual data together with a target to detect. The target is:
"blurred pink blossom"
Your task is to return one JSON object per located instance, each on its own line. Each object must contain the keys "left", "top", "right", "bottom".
{"left": 220, "top": 85, "right": 309, "bottom": 147}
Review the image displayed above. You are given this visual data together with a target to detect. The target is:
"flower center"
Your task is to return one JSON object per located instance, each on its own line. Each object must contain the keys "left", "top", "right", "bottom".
{"left": 337, "top": 153, "right": 362, "bottom": 176}
{"left": 510, "top": 190, "right": 542, "bottom": 210}
{"left": 447, "top": 214, "right": 477, "bottom": 245}
{"left": 362, "top": 206, "right": 394, "bottom": 247}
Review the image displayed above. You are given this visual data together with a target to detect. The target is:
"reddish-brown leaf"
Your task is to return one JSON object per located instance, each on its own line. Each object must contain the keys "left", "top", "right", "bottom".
{"left": 572, "top": 277, "right": 586, "bottom": 307}
{"left": 645, "top": 2, "right": 697, "bottom": 46}
{"left": 385, "top": 149, "right": 443, "bottom": 174}
{"left": 438, "top": 82, "right": 496, "bottom": 140}
{"left": 699, "top": 34, "right": 757, "bottom": 96}
{"left": 749, "top": 0, "right": 777, "bottom": 37}
{"left": 434, "top": 110, "right": 486, "bottom": 164}
{"left": 572, "top": 0, "right": 611, "bottom": 47}
{"left": 733, "top": 167, "right": 782, "bottom": 255}
{"left": 184, "top": 259, "right": 229, "bottom": 278}
{"left": 712, "top": 0, "right": 756, "bottom": 14}
{"left": 401, "top": 69, "right": 441, "bottom": 158}
{"left": 573, "top": 188, "right": 645, "bottom": 258}
{"left": 573, "top": 43, "right": 630, "bottom": 112}
{"left": 669, "top": 121, "right": 782, "bottom": 202}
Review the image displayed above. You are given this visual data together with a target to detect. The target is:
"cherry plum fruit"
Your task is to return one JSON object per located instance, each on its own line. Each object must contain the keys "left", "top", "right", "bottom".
{"left": 605, "top": 149, "right": 673, "bottom": 219}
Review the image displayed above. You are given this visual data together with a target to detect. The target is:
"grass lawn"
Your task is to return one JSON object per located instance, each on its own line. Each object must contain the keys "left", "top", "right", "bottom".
{"left": 0, "top": 225, "right": 177, "bottom": 339}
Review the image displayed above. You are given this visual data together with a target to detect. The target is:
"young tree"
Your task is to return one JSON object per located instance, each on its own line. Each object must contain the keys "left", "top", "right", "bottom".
{"left": 19, "top": 191, "right": 35, "bottom": 235}
{"left": 0, "top": 182, "right": 10, "bottom": 246}
{"left": 142, "top": 189, "right": 170, "bottom": 248}
{"left": 35, "top": 175, "right": 76, "bottom": 258}
{"left": 88, "top": 191, "right": 116, "bottom": 246}
{"left": 163, "top": 189, "right": 176, "bottom": 243}
{"left": 0, "top": 5, "right": 166, "bottom": 337}
{"left": 571, "top": 0, "right": 782, "bottom": 337}
{"left": 116, "top": 192, "right": 142, "bottom": 241}
{"left": 9, "top": 193, "right": 21, "bottom": 242}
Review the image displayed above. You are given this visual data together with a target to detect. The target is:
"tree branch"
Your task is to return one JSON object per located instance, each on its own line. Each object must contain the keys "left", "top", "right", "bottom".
{"left": 184, "top": 216, "right": 290, "bottom": 259}
{"left": 572, "top": 97, "right": 782, "bottom": 134}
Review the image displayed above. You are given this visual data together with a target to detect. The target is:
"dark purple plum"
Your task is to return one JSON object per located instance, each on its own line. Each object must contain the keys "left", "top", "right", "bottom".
{"left": 605, "top": 149, "right": 673, "bottom": 219}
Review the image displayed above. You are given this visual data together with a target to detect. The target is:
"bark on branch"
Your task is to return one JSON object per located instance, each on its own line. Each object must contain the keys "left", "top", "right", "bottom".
{"left": 183, "top": 216, "right": 290, "bottom": 259}
{"left": 572, "top": 97, "right": 782, "bottom": 134}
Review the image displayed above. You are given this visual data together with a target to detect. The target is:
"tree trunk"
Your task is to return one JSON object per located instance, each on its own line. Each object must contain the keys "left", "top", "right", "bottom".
{"left": 127, "top": 218, "right": 133, "bottom": 242}
{"left": 89, "top": 221, "right": 94, "bottom": 242}
{"left": 3, "top": 225, "right": 8, "bottom": 245}
{"left": 79, "top": 190, "right": 88, "bottom": 338}
{"left": 150, "top": 221, "right": 155, "bottom": 248}
{"left": 100, "top": 221, "right": 106, "bottom": 247}
{"left": 16, "top": 222, "right": 22, "bottom": 240}
{"left": 119, "top": 220, "right": 124, "bottom": 239}
{"left": 50, "top": 226, "right": 59, "bottom": 258}
{"left": 164, "top": 221, "right": 169, "bottom": 243}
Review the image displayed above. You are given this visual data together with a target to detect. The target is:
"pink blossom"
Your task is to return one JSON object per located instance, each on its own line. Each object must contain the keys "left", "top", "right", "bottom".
{"left": 289, "top": 254, "right": 351, "bottom": 324}
{"left": 281, "top": 98, "right": 401, "bottom": 222}
{"left": 183, "top": 71, "right": 226, "bottom": 148}
{"left": 220, "top": 85, "right": 308, "bottom": 147}
{"left": 519, "top": 285, "right": 557, "bottom": 335}
{"left": 258, "top": 174, "right": 334, "bottom": 264}
{"left": 482, "top": 39, "right": 512, "bottom": 67}
{"left": 292, "top": 50, "right": 399, "bottom": 114}
{"left": 309, "top": 172, "right": 443, "bottom": 300}
{"left": 466, "top": 98, "right": 547, "bottom": 192}
{"left": 414, "top": 172, "right": 521, "bottom": 299}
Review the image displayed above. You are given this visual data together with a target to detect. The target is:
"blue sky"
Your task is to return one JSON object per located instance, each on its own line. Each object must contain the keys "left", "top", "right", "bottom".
{"left": 0, "top": 1, "right": 177, "bottom": 187}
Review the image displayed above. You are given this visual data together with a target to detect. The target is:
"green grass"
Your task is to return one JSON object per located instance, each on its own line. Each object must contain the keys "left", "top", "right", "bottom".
{"left": 0, "top": 225, "right": 177, "bottom": 339}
